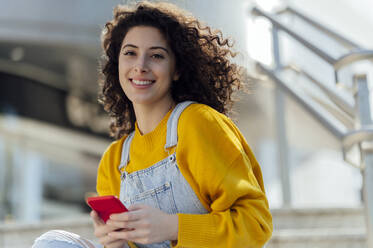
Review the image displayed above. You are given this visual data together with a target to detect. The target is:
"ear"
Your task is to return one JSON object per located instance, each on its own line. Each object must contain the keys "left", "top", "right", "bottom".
{"left": 173, "top": 71, "right": 180, "bottom": 81}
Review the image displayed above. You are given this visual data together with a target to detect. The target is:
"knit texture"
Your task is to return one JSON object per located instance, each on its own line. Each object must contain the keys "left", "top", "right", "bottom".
{"left": 97, "top": 103, "right": 272, "bottom": 248}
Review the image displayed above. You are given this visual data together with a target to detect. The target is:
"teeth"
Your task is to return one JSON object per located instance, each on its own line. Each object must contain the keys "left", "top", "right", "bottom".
{"left": 132, "top": 79, "right": 153, "bottom": 85}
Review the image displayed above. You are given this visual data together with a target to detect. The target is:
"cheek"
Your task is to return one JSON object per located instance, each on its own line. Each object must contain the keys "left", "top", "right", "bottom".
{"left": 118, "top": 59, "right": 128, "bottom": 72}
{"left": 118, "top": 61, "right": 131, "bottom": 79}
{"left": 156, "top": 63, "right": 175, "bottom": 79}
{"left": 118, "top": 65, "right": 129, "bottom": 89}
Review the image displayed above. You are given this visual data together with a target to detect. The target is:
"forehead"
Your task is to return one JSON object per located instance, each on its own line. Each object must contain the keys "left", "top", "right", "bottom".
{"left": 122, "top": 26, "right": 168, "bottom": 48}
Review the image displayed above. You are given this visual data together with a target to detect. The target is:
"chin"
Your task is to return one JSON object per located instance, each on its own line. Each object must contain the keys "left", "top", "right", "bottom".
{"left": 129, "top": 97, "right": 157, "bottom": 106}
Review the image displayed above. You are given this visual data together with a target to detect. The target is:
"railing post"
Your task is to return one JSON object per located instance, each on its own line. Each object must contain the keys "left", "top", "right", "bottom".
{"left": 354, "top": 74, "right": 373, "bottom": 248}
{"left": 0, "top": 137, "right": 6, "bottom": 220}
{"left": 11, "top": 145, "right": 43, "bottom": 222}
{"left": 272, "top": 26, "right": 281, "bottom": 69}
{"left": 272, "top": 26, "right": 292, "bottom": 207}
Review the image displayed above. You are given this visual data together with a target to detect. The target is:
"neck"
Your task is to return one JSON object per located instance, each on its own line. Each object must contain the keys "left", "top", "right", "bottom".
{"left": 133, "top": 98, "right": 175, "bottom": 135}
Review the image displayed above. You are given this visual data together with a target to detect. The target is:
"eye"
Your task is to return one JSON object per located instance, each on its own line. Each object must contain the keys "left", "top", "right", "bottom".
{"left": 151, "top": 53, "right": 164, "bottom": 59}
{"left": 123, "top": 50, "right": 136, "bottom": 56}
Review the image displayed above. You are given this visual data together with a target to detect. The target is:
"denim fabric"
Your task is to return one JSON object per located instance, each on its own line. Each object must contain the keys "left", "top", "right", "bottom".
{"left": 32, "top": 102, "right": 207, "bottom": 248}
{"left": 118, "top": 101, "right": 208, "bottom": 248}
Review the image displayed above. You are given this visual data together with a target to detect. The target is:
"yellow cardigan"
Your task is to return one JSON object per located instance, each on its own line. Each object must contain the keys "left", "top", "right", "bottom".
{"left": 96, "top": 103, "right": 272, "bottom": 248}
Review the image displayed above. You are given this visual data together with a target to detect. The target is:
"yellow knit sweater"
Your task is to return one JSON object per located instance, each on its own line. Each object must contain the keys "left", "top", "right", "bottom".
{"left": 96, "top": 103, "right": 272, "bottom": 248}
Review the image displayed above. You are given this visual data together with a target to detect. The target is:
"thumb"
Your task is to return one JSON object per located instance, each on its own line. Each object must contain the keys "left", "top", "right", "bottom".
{"left": 90, "top": 210, "right": 105, "bottom": 226}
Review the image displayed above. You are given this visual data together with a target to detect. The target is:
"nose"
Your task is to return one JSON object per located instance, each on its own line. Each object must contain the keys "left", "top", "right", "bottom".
{"left": 134, "top": 55, "right": 149, "bottom": 73}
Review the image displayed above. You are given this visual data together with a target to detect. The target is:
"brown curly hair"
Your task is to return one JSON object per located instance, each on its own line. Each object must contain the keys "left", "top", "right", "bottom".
{"left": 99, "top": 1, "right": 245, "bottom": 139}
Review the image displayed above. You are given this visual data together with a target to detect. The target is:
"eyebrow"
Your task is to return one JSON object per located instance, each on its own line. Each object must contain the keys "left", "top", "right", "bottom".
{"left": 122, "top": 44, "right": 169, "bottom": 54}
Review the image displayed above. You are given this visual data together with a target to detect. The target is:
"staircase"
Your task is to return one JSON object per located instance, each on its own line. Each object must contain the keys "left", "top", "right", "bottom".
{"left": 0, "top": 207, "right": 366, "bottom": 248}
{"left": 251, "top": 5, "right": 373, "bottom": 248}
{"left": 267, "top": 207, "right": 366, "bottom": 248}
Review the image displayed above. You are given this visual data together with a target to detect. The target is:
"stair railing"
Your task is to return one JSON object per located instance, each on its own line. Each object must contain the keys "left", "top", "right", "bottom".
{"left": 251, "top": 6, "right": 373, "bottom": 247}
{"left": 0, "top": 115, "right": 110, "bottom": 222}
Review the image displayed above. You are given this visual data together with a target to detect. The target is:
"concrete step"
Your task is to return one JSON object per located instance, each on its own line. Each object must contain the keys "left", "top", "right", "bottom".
{"left": 0, "top": 207, "right": 368, "bottom": 248}
{"left": 271, "top": 207, "right": 365, "bottom": 229}
{"left": 267, "top": 228, "right": 366, "bottom": 248}
{"left": 267, "top": 207, "right": 367, "bottom": 248}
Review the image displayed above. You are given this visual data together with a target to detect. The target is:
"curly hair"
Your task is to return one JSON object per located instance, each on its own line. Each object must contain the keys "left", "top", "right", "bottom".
{"left": 99, "top": 1, "right": 245, "bottom": 139}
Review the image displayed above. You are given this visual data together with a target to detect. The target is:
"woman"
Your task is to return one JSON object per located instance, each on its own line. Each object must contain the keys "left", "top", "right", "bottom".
{"left": 33, "top": 1, "right": 272, "bottom": 248}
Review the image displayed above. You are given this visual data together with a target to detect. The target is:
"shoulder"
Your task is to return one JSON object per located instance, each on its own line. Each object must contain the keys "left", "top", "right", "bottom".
{"left": 97, "top": 135, "right": 128, "bottom": 196}
{"left": 178, "top": 103, "right": 245, "bottom": 157}
{"left": 176, "top": 103, "right": 251, "bottom": 195}
{"left": 179, "top": 103, "right": 229, "bottom": 127}
{"left": 100, "top": 135, "right": 128, "bottom": 165}
{"left": 179, "top": 103, "right": 242, "bottom": 144}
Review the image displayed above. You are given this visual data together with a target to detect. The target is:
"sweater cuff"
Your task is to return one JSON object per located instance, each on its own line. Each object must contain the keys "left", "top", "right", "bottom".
{"left": 128, "top": 241, "right": 137, "bottom": 248}
{"left": 173, "top": 213, "right": 216, "bottom": 247}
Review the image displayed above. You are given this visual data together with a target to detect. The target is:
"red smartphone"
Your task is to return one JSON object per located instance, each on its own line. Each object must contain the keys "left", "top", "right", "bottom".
{"left": 86, "top": 195, "right": 128, "bottom": 223}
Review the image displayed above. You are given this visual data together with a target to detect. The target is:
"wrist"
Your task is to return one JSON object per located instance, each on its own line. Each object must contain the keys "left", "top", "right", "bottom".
{"left": 167, "top": 214, "right": 179, "bottom": 241}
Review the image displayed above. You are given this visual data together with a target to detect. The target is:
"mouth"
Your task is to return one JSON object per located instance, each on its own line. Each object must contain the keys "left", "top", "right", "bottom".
{"left": 130, "top": 78, "right": 156, "bottom": 86}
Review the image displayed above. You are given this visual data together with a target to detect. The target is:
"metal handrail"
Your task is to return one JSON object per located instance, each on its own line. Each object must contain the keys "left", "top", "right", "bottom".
{"left": 253, "top": 6, "right": 373, "bottom": 168}
{"left": 257, "top": 61, "right": 373, "bottom": 173}
{"left": 343, "top": 128, "right": 373, "bottom": 149}
{"left": 286, "top": 64, "right": 355, "bottom": 119}
{"left": 251, "top": 7, "right": 373, "bottom": 71}
{"left": 334, "top": 50, "right": 373, "bottom": 70}
{"left": 251, "top": 7, "right": 337, "bottom": 65}
{"left": 258, "top": 61, "right": 373, "bottom": 171}
{"left": 253, "top": 6, "right": 373, "bottom": 247}
{"left": 278, "top": 7, "right": 360, "bottom": 50}
{"left": 0, "top": 114, "right": 110, "bottom": 156}
{"left": 256, "top": 63, "right": 347, "bottom": 139}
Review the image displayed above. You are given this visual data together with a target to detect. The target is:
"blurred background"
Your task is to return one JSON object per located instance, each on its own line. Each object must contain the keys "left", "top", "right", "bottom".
{"left": 1, "top": 0, "right": 373, "bottom": 247}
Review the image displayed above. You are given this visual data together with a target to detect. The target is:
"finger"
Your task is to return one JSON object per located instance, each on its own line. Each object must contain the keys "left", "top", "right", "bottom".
{"left": 94, "top": 224, "right": 119, "bottom": 238}
{"left": 90, "top": 211, "right": 105, "bottom": 226}
{"left": 107, "top": 218, "right": 142, "bottom": 230}
{"left": 127, "top": 204, "right": 147, "bottom": 211}
{"left": 106, "top": 219, "right": 130, "bottom": 229}
{"left": 108, "top": 229, "right": 145, "bottom": 242}
{"left": 105, "top": 239, "right": 128, "bottom": 248}
{"left": 110, "top": 210, "right": 142, "bottom": 222}
{"left": 99, "top": 233, "right": 121, "bottom": 246}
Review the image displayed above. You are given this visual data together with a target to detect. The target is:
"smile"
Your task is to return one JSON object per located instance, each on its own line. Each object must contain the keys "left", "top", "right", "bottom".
{"left": 130, "top": 79, "right": 155, "bottom": 86}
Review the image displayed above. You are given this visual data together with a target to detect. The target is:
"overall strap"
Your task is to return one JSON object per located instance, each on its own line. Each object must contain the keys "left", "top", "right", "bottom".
{"left": 165, "top": 101, "right": 196, "bottom": 149}
{"left": 118, "top": 131, "right": 135, "bottom": 171}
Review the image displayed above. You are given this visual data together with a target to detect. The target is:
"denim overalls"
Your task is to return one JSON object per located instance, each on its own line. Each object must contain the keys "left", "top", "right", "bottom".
{"left": 118, "top": 101, "right": 208, "bottom": 248}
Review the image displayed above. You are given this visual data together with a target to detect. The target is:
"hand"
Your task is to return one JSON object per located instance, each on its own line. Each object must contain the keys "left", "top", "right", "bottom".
{"left": 90, "top": 210, "right": 129, "bottom": 248}
{"left": 106, "top": 204, "right": 179, "bottom": 245}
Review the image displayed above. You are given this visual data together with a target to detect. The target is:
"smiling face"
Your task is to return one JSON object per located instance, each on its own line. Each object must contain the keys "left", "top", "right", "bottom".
{"left": 118, "top": 26, "right": 179, "bottom": 110}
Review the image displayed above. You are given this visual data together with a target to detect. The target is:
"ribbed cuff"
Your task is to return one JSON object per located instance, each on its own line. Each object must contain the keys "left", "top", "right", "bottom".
{"left": 128, "top": 241, "right": 137, "bottom": 248}
{"left": 174, "top": 213, "right": 216, "bottom": 247}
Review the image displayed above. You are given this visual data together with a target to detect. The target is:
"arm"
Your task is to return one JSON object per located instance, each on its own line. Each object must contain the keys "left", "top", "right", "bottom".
{"left": 100, "top": 152, "right": 271, "bottom": 248}
{"left": 175, "top": 154, "right": 273, "bottom": 248}
{"left": 94, "top": 137, "right": 136, "bottom": 247}
{"left": 172, "top": 105, "right": 272, "bottom": 247}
